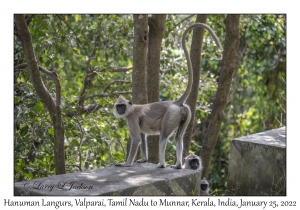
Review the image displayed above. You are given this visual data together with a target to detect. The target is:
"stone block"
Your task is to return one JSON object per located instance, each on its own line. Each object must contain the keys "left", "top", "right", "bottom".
{"left": 226, "top": 127, "right": 286, "bottom": 195}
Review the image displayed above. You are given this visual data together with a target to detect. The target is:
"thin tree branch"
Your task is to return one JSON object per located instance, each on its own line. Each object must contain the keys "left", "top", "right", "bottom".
{"left": 173, "top": 15, "right": 195, "bottom": 30}
{"left": 100, "top": 66, "right": 132, "bottom": 73}
{"left": 69, "top": 62, "right": 131, "bottom": 117}
{"left": 38, "top": 66, "right": 61, "bottom": 106}
{"left": 102, "top": 80, "right": 131, "bottom": 93}
{"left": 67, "top": 104, "right": 102, "bottom": 117}
{"left": 14, "top": 63, "right": 28, "bottom": 70}
{"left": 74, "top": 115, "right": 84, "bottom": 172}
{"left": 13, "top": 63, "right": 62, "bottom": 107}
{"left": 56, "top": 15, "right": 77, "bottom": 35}
{"left": 77, "top": 70, "right": 97, "bottom": 115}
{"left": 84, "top": 91, "right": 131, "bottom": 100}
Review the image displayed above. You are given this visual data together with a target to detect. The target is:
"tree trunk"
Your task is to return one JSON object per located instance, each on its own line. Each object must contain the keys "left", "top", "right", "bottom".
{"left": 200, "top": 15, "right": 240, "bottom": 179}
{"left": 126, "top": 14, "right": 149, "bottom": 161}
{"left": 132, "top": 14, "right": 148, "bottom": 104}
{"left": 146, "top": 15, "right": 166, "bottom": 163}
{"left": 14, "top": 14, "right": 66, "bottom": 175}
{"left": 183, "top": 14, "right": 208, "bottom": 158}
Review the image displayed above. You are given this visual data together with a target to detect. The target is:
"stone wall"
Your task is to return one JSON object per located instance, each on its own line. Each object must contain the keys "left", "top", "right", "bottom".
{"left": 14, "top": 162, "right": 201, "bottom": 196}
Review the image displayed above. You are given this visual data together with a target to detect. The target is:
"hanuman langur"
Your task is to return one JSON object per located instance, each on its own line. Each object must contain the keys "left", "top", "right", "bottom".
{"left": 200, "top": 177, "right": 210, "bottom": 196}
{"left": 113, "top": 23, "right": 223, "bottom": 169}
{"left": 182, "top": 153, "right": 203, "bottom": 171}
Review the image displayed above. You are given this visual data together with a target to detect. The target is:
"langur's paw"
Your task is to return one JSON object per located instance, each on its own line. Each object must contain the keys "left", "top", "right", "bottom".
{"left": 136, "top": 159, "right": 148, "bottom": 163}
{"left": 157, "top": 163, "right": 168, "bottom": 168}
{"left": 171, "top": 164, "right": 182, "bottom": 169}
{"left": 115, "top": 163, "right": 132, "bottom": 167}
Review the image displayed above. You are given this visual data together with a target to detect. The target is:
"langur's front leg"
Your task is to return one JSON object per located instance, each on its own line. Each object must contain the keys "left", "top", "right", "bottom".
{"left": 115, "top": 119, "right": 141, "bottom": 167}
{"left": 115, "top": 135, "right": 141, "bottom": 167}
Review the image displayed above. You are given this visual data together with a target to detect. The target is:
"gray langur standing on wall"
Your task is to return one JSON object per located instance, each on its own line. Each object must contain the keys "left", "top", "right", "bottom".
{"left": 113, "top": 23, "right": 223, "bottom": 169}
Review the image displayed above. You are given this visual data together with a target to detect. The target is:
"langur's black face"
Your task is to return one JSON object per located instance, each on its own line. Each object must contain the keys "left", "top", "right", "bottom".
{"left": 189, "top": 158, "right": 200, "bottom": 170}
{"left": 201, "top": 183, "right": 208, "bottom": 191}
{"left": 116, "top": 102, "right": 132, "bottom": 115}
{"left": 116, "top": 104, "right": 126, "bottom": 115}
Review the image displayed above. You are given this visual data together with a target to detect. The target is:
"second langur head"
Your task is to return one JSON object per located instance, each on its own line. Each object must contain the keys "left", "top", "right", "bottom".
{"left": 183, "top": 153, "right": 202, "bottom": 171}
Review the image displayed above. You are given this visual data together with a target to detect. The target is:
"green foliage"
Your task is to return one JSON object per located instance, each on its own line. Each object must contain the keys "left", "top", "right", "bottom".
{"left": 14, "top": 14, "right": 133, "bottom": 181}
{"left": 14, "top": 79, "right": 55, "bottom": 180}
{"left": 14, "top": 14, "right": 286, "bottom": 197}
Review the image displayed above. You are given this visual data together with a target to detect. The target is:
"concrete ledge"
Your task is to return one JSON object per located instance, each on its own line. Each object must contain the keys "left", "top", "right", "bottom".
{"left": 14, "top": 163, "right": 201, "bottom": 196}
{"left": 226, "top": 127, "right": 286, "bottom": 195}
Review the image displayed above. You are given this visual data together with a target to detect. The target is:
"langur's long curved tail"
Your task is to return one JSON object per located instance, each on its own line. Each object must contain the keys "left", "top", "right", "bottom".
{"left": 174, "top": 23, "right": 223, "bottom": 106}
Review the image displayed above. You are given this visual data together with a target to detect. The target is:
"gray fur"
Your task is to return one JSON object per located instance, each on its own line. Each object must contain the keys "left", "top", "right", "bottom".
{"left": 113, "top": 23, "right": 222, "bottom": 168}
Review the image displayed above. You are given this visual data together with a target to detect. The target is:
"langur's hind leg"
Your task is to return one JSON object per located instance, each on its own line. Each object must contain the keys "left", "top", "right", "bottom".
{"left": 137, "top": 134, "right": 148, "bottom": 163}
{"left": 157, "top": 106, "right": 182, "bottom": 168}
{"left": 157, "top": 135, "right": 169, "bottom": 168}
{"left": 172, "top": 105, "right": 191, "bottom": 169}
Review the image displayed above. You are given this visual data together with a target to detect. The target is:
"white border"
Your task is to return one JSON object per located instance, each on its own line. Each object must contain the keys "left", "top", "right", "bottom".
{"left": 2, "top": 1, "right": 299, "bottom": 209}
